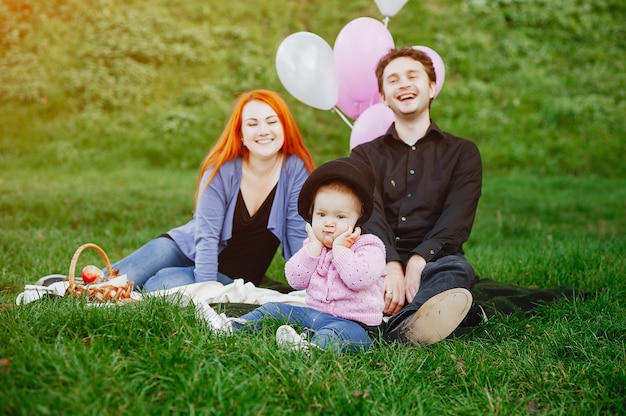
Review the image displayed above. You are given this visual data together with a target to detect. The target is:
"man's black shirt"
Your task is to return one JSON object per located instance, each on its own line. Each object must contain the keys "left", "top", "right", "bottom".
{"left": 351, "top": 121, "right": 482, "bottom": 265}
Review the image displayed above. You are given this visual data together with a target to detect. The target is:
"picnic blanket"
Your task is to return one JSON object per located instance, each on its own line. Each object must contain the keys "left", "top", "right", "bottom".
{"left": 146, "top": 278, "right": 307, "bottom": 307}
{"left": 16, "top": 276, "right": 587, "bottom": 329}
{"left": 205, "top": 277, "right": 589, "bottom": 324}
{"left": 208, "top": 277, "right": 589, "bottom": 324}
{"left": 15, "top": 277, "right": 306, "bottom": 308}
{"left": 454, "top": 277, "right": 589, "bottom": 331}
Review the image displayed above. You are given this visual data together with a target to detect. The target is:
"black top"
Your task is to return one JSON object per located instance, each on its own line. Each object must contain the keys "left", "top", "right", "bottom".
{"left": 218, "top": 185, "right": 280, "bottom": 285}
{"left": 351, "top": 121, "right": 482, "bottom": 264}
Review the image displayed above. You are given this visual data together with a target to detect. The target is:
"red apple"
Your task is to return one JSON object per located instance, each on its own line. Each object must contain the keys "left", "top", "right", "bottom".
{"left": 81, "top": 265, "right": 103, "bottom": 283}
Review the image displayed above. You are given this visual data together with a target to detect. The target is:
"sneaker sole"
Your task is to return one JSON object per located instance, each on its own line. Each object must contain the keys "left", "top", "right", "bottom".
{"left": 35, "top": 274, "right": 67, "bottom": 287}
{"left": 402, "top": 288, "right": 472, "bottom": 346}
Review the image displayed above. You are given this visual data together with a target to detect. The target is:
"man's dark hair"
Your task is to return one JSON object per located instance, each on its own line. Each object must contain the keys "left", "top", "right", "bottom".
{"left": 375, "top": 46, "right": 436, "bottom": 93}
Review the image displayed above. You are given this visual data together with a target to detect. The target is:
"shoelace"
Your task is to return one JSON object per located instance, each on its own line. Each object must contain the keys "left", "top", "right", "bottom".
{"left": 299, "top": 330, "right": 316, "bottom": 357}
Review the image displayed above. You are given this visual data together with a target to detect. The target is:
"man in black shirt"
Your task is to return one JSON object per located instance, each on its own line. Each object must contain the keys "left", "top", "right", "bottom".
{"left": 351, "top": 46, "right": 482, "bottom": 345}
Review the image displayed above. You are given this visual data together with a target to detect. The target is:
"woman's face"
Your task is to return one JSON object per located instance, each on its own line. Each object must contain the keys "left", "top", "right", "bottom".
{"left": 241, "top": 100, "right": 285, "bottom": 159}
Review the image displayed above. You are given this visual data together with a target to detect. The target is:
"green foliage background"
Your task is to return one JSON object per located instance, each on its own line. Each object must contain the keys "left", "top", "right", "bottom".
{"left": 1, "top": 0, "right": 624, "bottom": 176}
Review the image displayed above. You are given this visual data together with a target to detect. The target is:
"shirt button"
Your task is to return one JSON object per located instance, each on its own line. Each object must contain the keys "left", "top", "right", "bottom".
{"left": 401, "top": 217, "right": 406, "bottom": 222}
{"left": 395, "top": 237, "right": 400, "bottom": 241}
{"left": 409, "top": 169, "right": 415, "bottom": 175}
{"left": 411, "top": 146, "right": 416, "bottom": 150}
{"left": 407, "top": 193, "right": 412, "bottom": 198}
{"left": 430, "top": 249, "right": 435, "bottom": 255}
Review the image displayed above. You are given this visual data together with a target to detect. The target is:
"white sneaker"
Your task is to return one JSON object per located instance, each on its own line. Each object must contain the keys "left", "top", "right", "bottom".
{"left": 195, "top": 300, "right": 233, "bottom": 334}
{"left": 401, "top": 288, "right": 473, "bottom": 346}
{"left": 16, "top": 285, "right": 56, "bottom": 305}
{"left": 276, "top": 325, "right": 316, "bottom": 354}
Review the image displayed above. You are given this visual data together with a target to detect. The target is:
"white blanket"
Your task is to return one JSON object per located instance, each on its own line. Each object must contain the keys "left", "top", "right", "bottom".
{"left": 16, "top": 277, "right": 307, "bottom": 309}
{"left": 145, "top": 278, "right": 307, "bottom": 307}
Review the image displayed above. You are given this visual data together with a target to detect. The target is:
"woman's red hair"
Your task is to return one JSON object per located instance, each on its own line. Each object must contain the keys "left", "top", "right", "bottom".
{"left": 194, "top": 89, "right": 315, "bottom": 204}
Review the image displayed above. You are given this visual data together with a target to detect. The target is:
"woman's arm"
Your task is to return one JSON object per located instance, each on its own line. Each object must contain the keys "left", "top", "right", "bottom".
{"left": 280, "top": 156, "right": 310, "bottom": 260}
{"left": 193, "top": 164, "right": 238, "bottom": 282}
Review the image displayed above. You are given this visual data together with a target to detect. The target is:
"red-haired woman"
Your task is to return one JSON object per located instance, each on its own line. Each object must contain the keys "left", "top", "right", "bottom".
{"left": 110, "top": 89, "right": 316, "bottom": 292}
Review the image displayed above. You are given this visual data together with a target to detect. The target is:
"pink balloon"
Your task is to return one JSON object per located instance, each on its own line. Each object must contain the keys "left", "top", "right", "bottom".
{"left": 349, "top": 103, "right": 394, "bottom": 150}
{"left": 336, "top": 86, "right": 381, "bottom": 120}
{"left": 334, "top": 17, "right": 394, "bottom": 102}
{"left": 413, "top": 45, "right": 446, "bottom": 98}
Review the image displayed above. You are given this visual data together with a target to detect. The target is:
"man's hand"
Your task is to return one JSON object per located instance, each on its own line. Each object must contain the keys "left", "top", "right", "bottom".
{"left": 404, "top": 254, "right": 426, "bottom": 303}
{"left": 305, "top": 223, "right": 323, "bottom": 257}
{"left": 383, "top": 261, "right": 405, "bottom": 315}
{"left": 332, "top": 226, "right": 361, "bottom": 257}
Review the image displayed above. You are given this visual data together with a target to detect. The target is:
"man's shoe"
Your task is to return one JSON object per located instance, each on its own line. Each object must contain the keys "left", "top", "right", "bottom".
{"left": 401, "top": 288, "right": 473, "bottom": 346}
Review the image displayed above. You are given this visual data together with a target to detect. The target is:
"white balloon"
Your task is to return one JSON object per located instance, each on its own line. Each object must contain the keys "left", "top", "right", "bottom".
{"left": 276, "top": 32, "right": 339, "bottom": 110}
{"left": 374, "top": 0, "right": 409, "bottom": 17}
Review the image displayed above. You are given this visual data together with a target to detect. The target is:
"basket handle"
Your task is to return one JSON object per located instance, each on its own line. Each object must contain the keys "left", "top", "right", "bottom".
{"left": 67, "top": 243, "right": 113, "bottom": 291}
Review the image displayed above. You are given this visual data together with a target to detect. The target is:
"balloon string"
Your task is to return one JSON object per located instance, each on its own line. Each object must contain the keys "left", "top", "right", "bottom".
{"left": 332, "top": 107, "right": 354, "bottom": 129}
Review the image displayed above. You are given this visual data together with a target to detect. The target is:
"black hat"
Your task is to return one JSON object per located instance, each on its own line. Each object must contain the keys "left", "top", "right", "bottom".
{"left": 298, "top": 157, "right": 376, "bottom": 226}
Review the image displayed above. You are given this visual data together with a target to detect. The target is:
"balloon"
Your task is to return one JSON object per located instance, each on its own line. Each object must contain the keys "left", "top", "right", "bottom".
{"left": 276, "top": 32, "right": 339, "bottom": 110}
{"left": 336, "top": 87, "right": 381, "bottom": 120}
{"left": 334, "top": 17, "right": 394, "bottom": 102}
{"left": 374, "top": 0, "right": 409, "bottom": 17}
{"left": 349, "top": 103, "right": 394, "bottom": 150}
{"left": 413, "top": 45, "right": 446, "bottom": 98}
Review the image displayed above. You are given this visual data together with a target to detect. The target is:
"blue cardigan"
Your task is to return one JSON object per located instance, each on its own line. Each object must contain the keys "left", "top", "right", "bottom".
{"left": 167, "top": 155, "right": 309, "bottom": 283}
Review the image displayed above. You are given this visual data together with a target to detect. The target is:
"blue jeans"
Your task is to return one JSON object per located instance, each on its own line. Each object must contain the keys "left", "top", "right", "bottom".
{"left": 109, "top": 237, "right": 234, "bottom": 291}
{"left": 237, "top": 303, "right": 374, "bottom": 354}
{"left": 383, "top": 255, "right": 477, "bottom": 342}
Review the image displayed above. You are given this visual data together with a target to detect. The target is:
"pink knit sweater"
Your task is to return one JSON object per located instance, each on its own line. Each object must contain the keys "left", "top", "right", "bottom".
{"left": 285, "top": 234, "right": 386, "bottom": 326}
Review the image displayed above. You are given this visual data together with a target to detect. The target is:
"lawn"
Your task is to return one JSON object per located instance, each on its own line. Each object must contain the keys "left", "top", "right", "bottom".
{"left": 1, "top": 0, "right": 624, "bottom": 414}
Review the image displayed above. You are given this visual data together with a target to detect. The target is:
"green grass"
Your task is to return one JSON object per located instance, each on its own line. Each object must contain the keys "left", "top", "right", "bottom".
{"left": 1, "top": 0, "right": 625, "bottom": 414}
{"left": 2, "top": 285, "right": 624, "bottom": 414}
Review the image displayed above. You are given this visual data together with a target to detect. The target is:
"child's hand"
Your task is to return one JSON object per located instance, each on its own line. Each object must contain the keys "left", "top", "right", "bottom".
{"left": 305, "top": 223, "right": 323, "bottom": 257}
{"left": 332, "top": 226, "right": 361, "bottom": 253}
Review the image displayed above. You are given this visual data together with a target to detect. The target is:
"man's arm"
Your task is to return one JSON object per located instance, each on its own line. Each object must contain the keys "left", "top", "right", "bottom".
{"left": 350, "top": 147, "right": 401, "bottom": 263}
{"left": 351, "top": 147, "right": 408, "bottom": 315}
{"left": 384, "top": 260, "right": 406, "bottom": 315}
{"left": 411, "top": 141, "right": 482, "bottom": 261}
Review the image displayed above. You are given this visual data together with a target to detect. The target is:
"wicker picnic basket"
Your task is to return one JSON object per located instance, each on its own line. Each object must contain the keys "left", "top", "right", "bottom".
{"left": 65, "top": 243, "right": 134, "bottom": 302}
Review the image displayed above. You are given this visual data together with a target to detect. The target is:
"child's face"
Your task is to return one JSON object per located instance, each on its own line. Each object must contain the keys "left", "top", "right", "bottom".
{"left": 310, "top": 187, "right": 361, "bottom": 249}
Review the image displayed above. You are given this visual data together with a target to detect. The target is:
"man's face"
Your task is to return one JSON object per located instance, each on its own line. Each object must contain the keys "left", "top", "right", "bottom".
{"left": 380, "top": 57, "right": 436, "bottom": 117}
